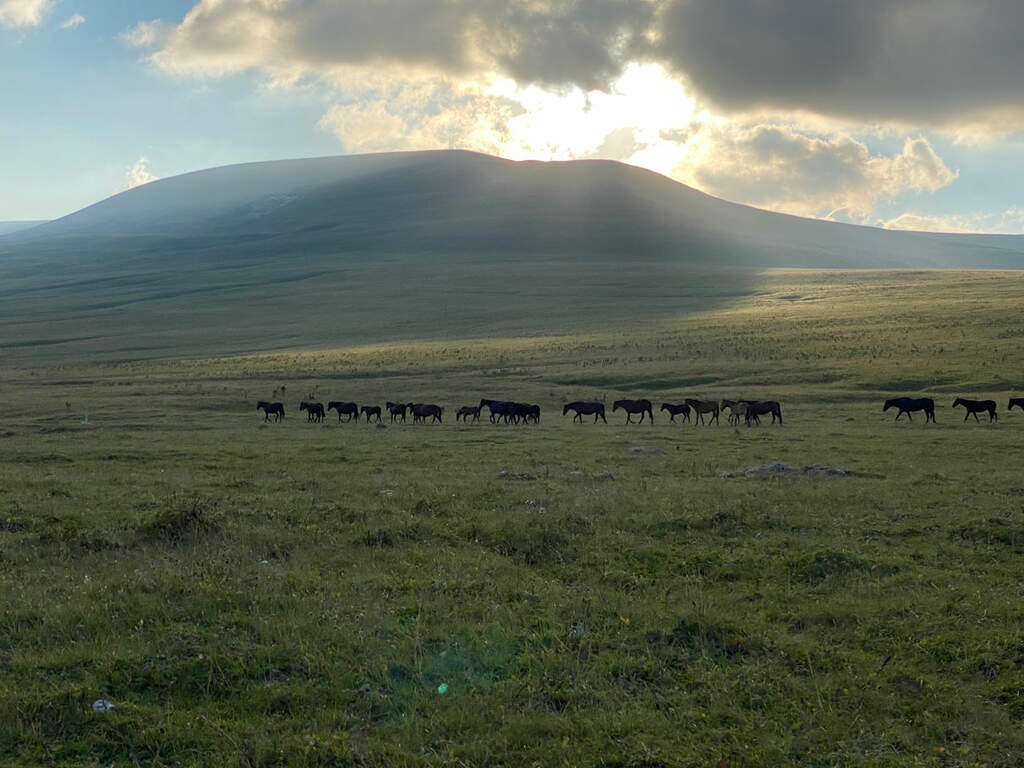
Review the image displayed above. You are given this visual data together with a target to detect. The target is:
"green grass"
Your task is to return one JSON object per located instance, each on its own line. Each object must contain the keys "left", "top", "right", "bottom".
{"left": 3, "top": 269, "right": 1024, "bottom": 766}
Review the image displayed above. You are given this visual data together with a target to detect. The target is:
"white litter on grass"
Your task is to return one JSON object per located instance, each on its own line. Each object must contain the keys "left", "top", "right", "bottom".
{"left": 92, "top": 699, "right": 116, "bottom": 712}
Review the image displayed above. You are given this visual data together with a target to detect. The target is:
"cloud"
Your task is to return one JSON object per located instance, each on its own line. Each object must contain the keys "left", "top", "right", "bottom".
{"left": 879, "top": 209, "right": 1024, "bottom": 235}
{"left": 141, "top": 0, "right": 653, "bottom": 91}
{"left": 124, "top": 157, "right": 159, "bottom": 190}
{"left": 656, "top": 0, "right": 1024, "bottom": 126}
{"left": 121, "top": 19, "right": 174, "bottom": 48}
{"left": 60, "top": 13, "right": 85, "bottom": 30}
{"left": 671, "top": 127, "right": 958, "bottom": 221}
{"left": 0, "top": 0, "right": 53, "bottom": 28}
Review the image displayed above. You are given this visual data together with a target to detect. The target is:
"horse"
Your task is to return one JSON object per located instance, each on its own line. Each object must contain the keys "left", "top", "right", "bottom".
{"left": 257, "top": 401, "right": 285, "bottom": 422}
{"left": 517, "top": 404, "right": 541, "bottom": 424}
{"left": 613, "top": 399, "right": 654, "bottom": 424}
{"left": 361, "top": 405, "right": 383, "bottom": 424}
{"left": 299, "top": 401, "right": 325, "bottom": 423}
{"left": 743, "top": 400, "right": 782, "bottom": 426}
{"left": 952, "top": 397, "right": 997, "bottom": 423}
{"left": 660, "top": 402, "right": 691, "bottom": 424}
{"left": 409, "top": 403, "right": 443, "bottom": 424}
{"left": 563, "top": 401, "right": 607, "bottom": 424}
{"left": 456, "top": 406, "right": 481, "bottom": 423}
{"left": 883, "top": 397, "right": 935, "bottom": 423}
{"left": 480, "top": 399, "right": 517, "bottom": 424}
{"left": 685, "top": 398, "right": 720, "bottom": 426}
{"left": 386, "top": 402, "right": 407, "bottom": 423}
{"left": 719, "top": 399, "right": 749, "bottom": 426}
{"left": 328, "top": 401, "right": 359, "bottom": 423}
{"left": 1008, "top": 398, "right": 1024, "bottom": 413}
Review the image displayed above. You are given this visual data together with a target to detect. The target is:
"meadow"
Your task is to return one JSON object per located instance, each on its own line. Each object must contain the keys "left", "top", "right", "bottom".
{"left": 2, "top": 269, "right": 1024, "bottom": 767}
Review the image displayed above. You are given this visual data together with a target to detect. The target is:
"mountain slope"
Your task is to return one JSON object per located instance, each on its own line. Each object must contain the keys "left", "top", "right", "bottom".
{"left": 2, "top": 150, "right": 1023, "bottom": 363}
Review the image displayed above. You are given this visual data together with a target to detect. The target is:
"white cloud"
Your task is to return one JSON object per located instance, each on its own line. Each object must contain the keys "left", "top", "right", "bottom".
{"left": 60, "top": 13, "right": 84, "bottom": 30}
{"left": 121, "top": 19, "right": 174, "bottom": 49}
{"left": 0, "top": 0, "right": 53, "bottom": 28}
{"left": 124, "top": 157, "right": 159, "bottom": 190}
{"left": 879, "top": 209, "right": 1024, "bottom": 235}
{"left": 671, "top": 127, "right": 958, "bottom": 222}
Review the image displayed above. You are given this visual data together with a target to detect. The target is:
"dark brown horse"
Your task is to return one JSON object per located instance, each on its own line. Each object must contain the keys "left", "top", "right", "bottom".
{"left": 613, "top": 399, "right": 654, "bottom": 424}
{"left": 257, "top": 401, "right": 285, "bottom": 422}
{"left": 328, "top": 401, "right": 358, "bottom": 422}
{"left": 361, "top": 405, "right": 383, "bottom": 423}
{"left": 518, "top": 404, "right": 541, "bottom": 424}
{"left": 480, "top": 399, "right": 517, "bottom": 424}
{"left": 685, "top": 398, "right": 720, "bottom": 426}
{"left": 300, "top": 401, "right": 325, "bottom": 423}
{"left": 563, "top": 401, "right": 607, "bottom": 424}
{"left": 953, "top": 397, "right": 997, "bottom": 423}
{"left": 660, "top": 402, "right": 691, "bottom": 423}
{"left": 409, "top": 403, "right": 443, "bottom": 424}
{"left": 743, "top": 400, "right": 782, "bottom": 426}
{"left": 883, "top": 397, "right": 935, "bottom": 423}
{"left": 456, "top": 406, "right": 481, "bottom": 423}
{"left": 386, "top": 401, "right": 407, "bottom": 423}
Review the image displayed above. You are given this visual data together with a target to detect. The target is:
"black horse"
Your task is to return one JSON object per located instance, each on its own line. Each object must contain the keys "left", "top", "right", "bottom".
{"left": 1008, "top": 398, "right": 1024, "bottom": 413}
{"left": 613, "top": 399, "right": 654, "bottom": 424}
{"left": 456, "top": 406, "right": 481, "bottom": 423}
{"left": 953, "top": 397, "right": 997, "bottom": 423}
{"left": 299, "top": 401, "right": 325, "bottom": 423}
{"left": 743, "top": 400, "right": 782, "bottom": 426}
{"left": 409, "top": 403, "right": 443, "bottom": 424}
{"left": 480, "top": 399, "right": 517, "bottom": 424}
{"left": 328, "top": 401, "right": 359, "bottom": 423}
{"left": 563, "top": 401, "right": 607, "bottom": 424}
{"left": 516, "top": 403, "right": 541, "bottom": 424}
{"left": 386, "top": 401, "right": 407, "bottom": 423}
{"left": 660, "top": 402, "right": 691, "bottom": 424}
{"left": 883, "top": 397, "right": 935, "bottom": 423}
{"left": 257, "top": 401, "right": 285, "bottom": 422}
{"left": 361, "top": 405, "right": 383, "bottom": 424}
{"left": 685, "top": 398, "right": 720, "bottom": 426}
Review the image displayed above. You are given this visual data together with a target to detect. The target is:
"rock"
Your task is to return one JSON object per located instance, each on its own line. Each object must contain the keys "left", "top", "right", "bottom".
{"left": 92, "top": 699, "right": 116, "bottom": 712}
{"left": 598, "top": 470, "right": 615, "bottom": 480}
{"left": 628, "top": 446, "right": 665, "bottom": 455}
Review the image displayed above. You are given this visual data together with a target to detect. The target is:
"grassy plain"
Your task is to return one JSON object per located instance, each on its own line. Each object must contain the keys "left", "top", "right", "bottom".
{"left": 2, "top": 269, "right": 1024, "bottom": 767}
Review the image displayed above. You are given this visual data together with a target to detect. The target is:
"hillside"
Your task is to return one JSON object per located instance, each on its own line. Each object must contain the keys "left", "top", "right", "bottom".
{"left": 2, "top": 150, "right": 1023, "bottom": 363}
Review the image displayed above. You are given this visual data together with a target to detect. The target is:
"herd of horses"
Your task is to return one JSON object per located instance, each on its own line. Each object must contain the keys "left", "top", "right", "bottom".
{"left": 883, "top": 397, "right": 1024, "bottom": 423}
{"left": 256, "top": 395, "right": 1024, "bottom": 426}
{"left": 256, "top": 397, "right": 783, "bottom": 427}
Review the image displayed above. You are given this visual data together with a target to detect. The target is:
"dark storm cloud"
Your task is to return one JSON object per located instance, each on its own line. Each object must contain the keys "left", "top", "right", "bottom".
{"left": 656, "top": 0, "right": 1024, "bottom": 123}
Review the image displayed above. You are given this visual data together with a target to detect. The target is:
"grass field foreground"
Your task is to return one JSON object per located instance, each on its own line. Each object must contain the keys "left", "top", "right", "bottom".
{"left": 2, "top": 270, "right": 1024, "bottom": 766}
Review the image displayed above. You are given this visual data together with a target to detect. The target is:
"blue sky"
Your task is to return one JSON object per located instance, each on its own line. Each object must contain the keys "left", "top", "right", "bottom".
{"left": 3, "top": 1, "right": 1023, "bottom": 233}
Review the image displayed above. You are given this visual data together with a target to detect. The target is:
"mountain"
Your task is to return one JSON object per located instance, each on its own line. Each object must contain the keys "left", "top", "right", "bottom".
{"left": 2, "top": 150, "right": 1022, "bottom": 363}
{"left": 0, "top": 221, "right": 46, "bottom": 236}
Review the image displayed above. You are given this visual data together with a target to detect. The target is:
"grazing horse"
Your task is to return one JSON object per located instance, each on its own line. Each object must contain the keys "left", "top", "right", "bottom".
{"left": 563, "top": 401, "right": 607, "bottom": 424}
{"left": 257, "top": 401, "right": 285, "bottom": 422}
{"left": 409, "top": 403, "right": 443, "bottom": 424}
{"left": 743, "top": 400, "right": 782, "bottom": 426}
{"left": 953, "top": 397, "right": 997, "bottom": 423}
{"left": 299, "top": 401, "right": 325, "bottom": 423}
{"left": 613, "top": 399, "right": 654, "bottom": 424}
{"left": 1008, "top": 398, "right": 1024, "bottom": 413}
{"left": 456, "top": 406, "right": 481, "bottom": 423}
{"left": 661, "top": 402, "right": 691, "bottom": 424}
{"left": 883, "top": 397, "right": 935, "bottom": 423}
{"left": 361, "top": 405, "right": 383, "bottom": 424}
{"left": 328, "top": 401, "right": 359, "bottom": 423}
{"left": 480, "top": 399, "right": 517, "bottom": 424}
{"left": 685, "top": 398, "right": 720, "bottom": 426}
{"left": 719, "top": 399, "right": 749, "bottom": 426}
{"left": 386, "top": 401, "right": 407, "bottom": 423}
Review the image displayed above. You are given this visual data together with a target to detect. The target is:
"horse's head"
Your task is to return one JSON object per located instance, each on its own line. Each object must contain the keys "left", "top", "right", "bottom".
{"left": 952, "top": 398, "right": 963, "bottom": 408}
{"left": 883, "top": 399, "right": 896, "bottom": 411}
{"left": 612, "top": 400, "right": 623, "bottom": 411}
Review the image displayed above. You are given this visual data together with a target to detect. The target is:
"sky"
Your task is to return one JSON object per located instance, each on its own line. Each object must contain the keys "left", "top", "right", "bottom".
{"left": 2, "top": 0, "right": 1023, "bottom": 233}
